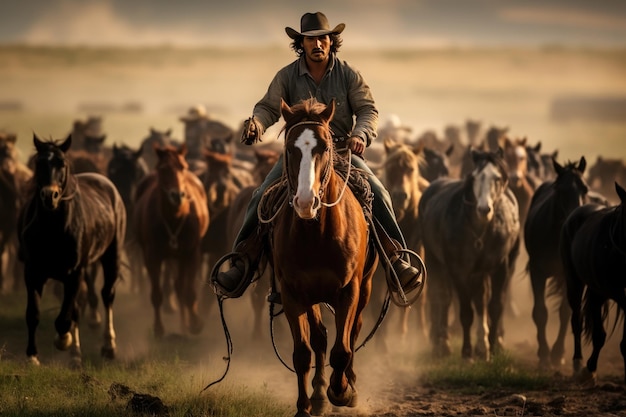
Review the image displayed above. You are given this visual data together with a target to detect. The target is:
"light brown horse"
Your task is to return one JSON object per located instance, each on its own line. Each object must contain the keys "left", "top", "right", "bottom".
{"left": 133, "top": 143, "right": 209, "bottom": 338}
{"left": 380, "top": 137, "right": 429, "bottom": 344}
{"left": 268, "top": 98, "right": 378, "bottom": 417}
{"left": 503, "top": 136, "right": 537, "bottom": 228}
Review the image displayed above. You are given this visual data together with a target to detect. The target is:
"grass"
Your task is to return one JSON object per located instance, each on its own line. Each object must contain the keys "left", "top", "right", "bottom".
{"left": 0, "top": 358, "right": 293, "bottom": 417}
{"left": 418, "top": 350, "right": 552, "bottom": 394}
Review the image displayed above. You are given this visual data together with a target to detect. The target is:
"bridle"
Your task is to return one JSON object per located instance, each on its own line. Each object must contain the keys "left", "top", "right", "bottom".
{"left": 284, "top": 120, "right": 351, "bottom": 211}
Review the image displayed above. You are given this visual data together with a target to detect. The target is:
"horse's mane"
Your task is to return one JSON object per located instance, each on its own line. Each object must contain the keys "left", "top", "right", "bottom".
{"left": 280, "top": 98, "right": 330, "bottom": 138}
{"left": 471, "top": 150, "right": 509, "bottom": 184}
{"left": 155, "top": 145, "right": 189, "bottom": 170}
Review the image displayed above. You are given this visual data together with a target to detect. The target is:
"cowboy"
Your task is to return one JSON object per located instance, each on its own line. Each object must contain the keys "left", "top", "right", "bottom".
{"left": 212, "top": 12, "right": 423, "bottom": 298}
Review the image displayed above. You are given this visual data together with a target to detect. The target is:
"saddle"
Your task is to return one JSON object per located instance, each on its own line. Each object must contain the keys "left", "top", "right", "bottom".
{"left": 258, "top": 150, "right": 373, "bottom": 224}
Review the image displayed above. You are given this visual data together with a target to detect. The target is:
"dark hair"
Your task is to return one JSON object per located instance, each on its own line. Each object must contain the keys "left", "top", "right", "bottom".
{"left": 290, "top": 33, "right": 343, "bottom": 56}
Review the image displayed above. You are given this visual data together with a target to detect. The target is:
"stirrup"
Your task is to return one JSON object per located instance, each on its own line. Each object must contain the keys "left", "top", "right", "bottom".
{"left": 384, "top": 248, "right": 426, "bottom": 307}
{"left": 210, "top": 252, "right": 252, "bottom": 299}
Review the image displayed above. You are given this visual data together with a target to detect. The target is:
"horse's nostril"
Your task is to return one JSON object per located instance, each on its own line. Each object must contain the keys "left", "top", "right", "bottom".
{"left": 53, "top": 190, "right": 59, "bottom": 199}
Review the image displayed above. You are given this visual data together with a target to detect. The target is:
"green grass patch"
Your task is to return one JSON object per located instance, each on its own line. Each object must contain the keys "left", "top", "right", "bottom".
{"left": 418, "top": 350, "right": 551, "bottom": 393}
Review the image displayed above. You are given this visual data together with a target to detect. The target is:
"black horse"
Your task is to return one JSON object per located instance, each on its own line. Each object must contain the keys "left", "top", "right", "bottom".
{"left": 524, "top": 156, "right": 588, "bottom": 369}
{"left": 419, "top": 148, "right": 520, "bottom": 359}
{"left": 561, "top": 182, "right": 626, "bottom": 386}
{"left": 18, "top": 134, "right": 126, "bottom": 367}
{"left": 107, "top": 143, "right": 150, "bottom": 294}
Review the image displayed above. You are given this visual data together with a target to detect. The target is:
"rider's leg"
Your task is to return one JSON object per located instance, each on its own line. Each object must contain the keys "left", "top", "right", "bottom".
{"left": 212, "top": 156, "right": 284, "bottom": 298}
{"left": 351, "top": 155, "right": 423, "bottom": 292}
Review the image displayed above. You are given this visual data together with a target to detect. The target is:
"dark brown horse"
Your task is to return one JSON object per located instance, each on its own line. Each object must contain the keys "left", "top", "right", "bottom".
{"left": 133, "top": 143, "right": 209, "bottom": 338}
{"left": 561, "top": 182, "right": 626, "bottom": 386}
{"left": 419, "top": 148, "right": 520, "bottom": 359}
{"left": 267, "top": 98, "right": 378, "bottom": 416}
{"left": 524, "top": 156, "right": 588, "bottom": 369}
{"left": 18, "top": 134, "right": 126, "bottom": 367}
{"left": 107, "top": 143, "right": 150, "bottom": 294}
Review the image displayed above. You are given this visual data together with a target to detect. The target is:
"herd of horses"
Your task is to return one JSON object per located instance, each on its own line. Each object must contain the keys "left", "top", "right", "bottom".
{"left": 1, "top": 102, "right": 626, "bottom": 416}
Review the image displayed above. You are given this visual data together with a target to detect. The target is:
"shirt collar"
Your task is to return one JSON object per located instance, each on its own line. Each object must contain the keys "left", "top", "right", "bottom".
{"left": 298, "top": 52, "right": 336, "bottom": 77}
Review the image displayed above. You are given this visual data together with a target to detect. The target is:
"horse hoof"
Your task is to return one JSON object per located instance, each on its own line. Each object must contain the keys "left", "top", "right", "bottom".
{"left": 310, "top": 398, "right": 331, "bottom": 415}
{"left": 573, "top": 358, "right": 583, "bottom": 373}
{"left": 189, "top": 317, "right": 204, "bottom": 335}
{"left": 54, "top": 332, "right": 73, "bottom": 351}
{"left": 575, "top": 367, "right": 597, "bottom": 388}
{"left": 101, "top": 346, "right": 116, "bottom": 360}
{"left": 69, "top": 356, "right": 83, "bottom": 370}
{"left": 28, "top": 356, "right": 40, "bottom": 366}
{"left": 327, "top": 383, "right": 356, "bottom": 407}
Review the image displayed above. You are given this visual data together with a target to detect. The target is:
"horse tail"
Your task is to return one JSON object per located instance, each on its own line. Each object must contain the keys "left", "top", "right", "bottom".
{"left": 581, "top": 289, "right": 615, "bottom": 343}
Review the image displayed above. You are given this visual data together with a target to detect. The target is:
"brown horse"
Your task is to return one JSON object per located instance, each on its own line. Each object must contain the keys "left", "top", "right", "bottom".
{"left": 503, "top": 136, "right": 537, "bottom": 228}
{"left": 380, "top": 137, "right": 429, "bottom": 343}
{"left": 18, "top": 134, "right": 126, "bottom": 367}
{"left": 265, "top": 98, "right": 377, "bottom": 416}
{"left": 133, "top": 143, "right": 209, "bottom": 338}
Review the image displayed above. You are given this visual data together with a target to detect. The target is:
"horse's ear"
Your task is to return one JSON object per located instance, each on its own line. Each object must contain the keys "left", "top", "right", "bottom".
{"left": 384, "top": 136, "right": 398, "bottom": 154}
{"left": 445, "top": 144, "right": 454, "bottom": 156}
{"left": 60, "top": 134, "right": 72, "bottom": 153}
{"left": 179, "top": 142, "right": 188, "bottom": 156}
{"left": 520, "top": 137, "right": 527, "bottom": 146}
{"left": 578, "top": 156, "right": 586, "bottom": 173}
{"left": 33, "top": 132, "right": 45, "bottom": 152}
{"left": 321, "top": 98, "right": 336, "bottom": 122}
{"left": 615, "top": 182, "right": 626, "bottom": 203}
{"left": 413, "top": 140, "right": 425, "bottom": 155}
{"left": 552, "top": 150, "right": 559, "bottom": 159}
{"left": 553, "top": 157, "right": 563, "bottom": 175}
{"left": 280, "top": 98, "right": 293, "bottom": 120}
{"left": 112, "top": 143, "right": 119, "bottom": 154}
{"left": 533, "top": 141, "right": 542, "bottom": 152}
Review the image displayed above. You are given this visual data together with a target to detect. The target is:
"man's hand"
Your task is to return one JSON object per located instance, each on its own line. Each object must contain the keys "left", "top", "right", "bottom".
{"left": 241, "top": 116, "right": 262, "bottom": 145}
{"left": 347, "top": 136, "right": 365, "bottom": 156}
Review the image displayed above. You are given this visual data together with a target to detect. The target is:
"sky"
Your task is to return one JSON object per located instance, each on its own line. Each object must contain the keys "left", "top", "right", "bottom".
{"left": 1, "top": 0, "right": 625, "bottom": 48}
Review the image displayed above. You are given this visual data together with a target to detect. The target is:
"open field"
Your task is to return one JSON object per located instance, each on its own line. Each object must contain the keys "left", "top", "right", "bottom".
{"left": 0, "top": 45, "right": 625, "bottom": 163}
{"left": 1, "top": 45, "right": 626, "bottom": 416}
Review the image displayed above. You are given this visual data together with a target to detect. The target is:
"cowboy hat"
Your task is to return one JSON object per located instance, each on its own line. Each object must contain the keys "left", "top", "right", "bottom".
{"left": 180, "top": 104, "right": 209, "bottom": 122}
{"left": 285, "top": 12, "right": 345, "bottom": 39}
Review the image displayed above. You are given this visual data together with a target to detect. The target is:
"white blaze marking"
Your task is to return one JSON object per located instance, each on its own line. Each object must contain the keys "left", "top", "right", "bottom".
{"left": 295, "top": 129, "right": 316, "bottom": 202}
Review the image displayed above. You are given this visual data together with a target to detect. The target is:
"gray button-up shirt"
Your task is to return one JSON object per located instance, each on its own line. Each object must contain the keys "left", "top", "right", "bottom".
{"left": 252, "top": 53, "right": 378, "bottom": 147}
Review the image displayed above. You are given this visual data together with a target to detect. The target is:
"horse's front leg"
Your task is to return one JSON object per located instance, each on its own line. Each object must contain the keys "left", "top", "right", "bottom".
{"left": 25, "top": 267, "right": 45, "bottom": 365}
{"left": 54, "top": 270, "right": 82, "bottom": 367}
{"left": 327, "top": 281, "right": 358, "bottom": 408}
{"left": 308, "top": 304, "right": 329, "bottom": 415}
{"left": 100, "top": 246, "right": 120, "bottom": 359}
{"left": 145, "top": 257, "right": 164, "bottom": 338}
{"left": 470, "top": 276, "right": 489, "bottom": 360}
{"left": 177, "top": 250, "right": 204, "bottom": 336}
{"left": 283, "top": 294, "right": 314, "bottom": 417}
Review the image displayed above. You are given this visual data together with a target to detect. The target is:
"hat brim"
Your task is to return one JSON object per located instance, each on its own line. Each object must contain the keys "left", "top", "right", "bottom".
{"left": 285, "top": 23, "right": 345, "bottom": 39}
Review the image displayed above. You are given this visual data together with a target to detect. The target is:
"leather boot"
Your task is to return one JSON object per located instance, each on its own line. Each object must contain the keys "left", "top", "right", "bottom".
{"left": 389, "top": 254, "right": 423, "bottom": 293}
{"left": 212, "top": 234, "right": 264, "bottom": 298}
{"left": 373, "top": 220, "right": 423, "bottom": 294}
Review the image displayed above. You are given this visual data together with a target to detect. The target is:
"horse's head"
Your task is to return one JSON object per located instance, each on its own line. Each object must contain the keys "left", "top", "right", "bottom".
{"left": 468, "top": 148, "right": 508, "bottom": 222}
{"left": 107, "top": 144, "right": 149, "bottom": 207}
{"left": 383, "top": 137, "right": 424, "bottom": 221}
{"left": 33, "top": 133, "right": 73, "bottom": 210}
{"left": 141, "top": 127, "right": 174, "bottom": 169}
{"left": 154, "top": 143, "right": 190, "bottom": 213}
{"left": 503, "top": 137, "right": 528, "bottom": 187}
{"left": 421, "top": 146, "right": 450, "bottom": 182}
{"left": 281, "top": 97, "right": 335, "bottom": 220}
{"left": 553, "top": 156, "right": 588, "bottom": 208}
{"left": 202, "top": 149, "right": 239, "bottom": 216}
